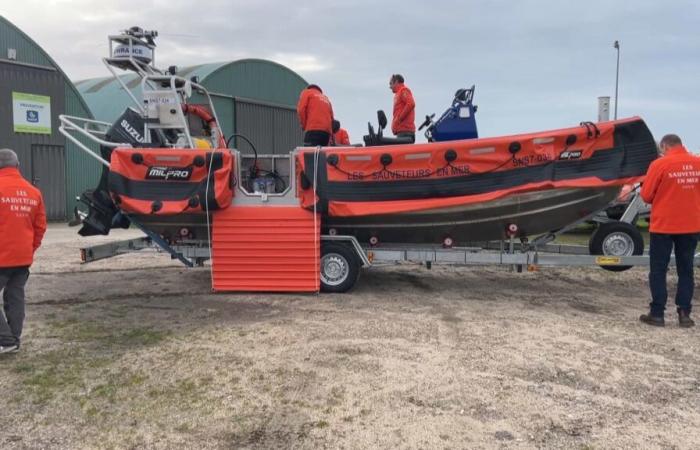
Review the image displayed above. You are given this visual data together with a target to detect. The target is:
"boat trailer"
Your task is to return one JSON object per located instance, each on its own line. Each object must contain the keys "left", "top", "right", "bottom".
{"left": 76, "top": 189, "right": 697, "bottom": 293}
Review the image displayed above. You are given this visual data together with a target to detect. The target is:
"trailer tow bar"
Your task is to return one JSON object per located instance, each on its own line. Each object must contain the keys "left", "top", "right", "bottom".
{"left": 128, "top": 216, "right": 195, "bottom": 267}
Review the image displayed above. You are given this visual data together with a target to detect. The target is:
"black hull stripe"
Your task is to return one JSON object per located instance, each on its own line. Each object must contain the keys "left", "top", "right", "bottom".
{"left": 108, "top": 152, "right": 228, "bottom": 207}
{"left": 109, "top": 172, "right": 204, "bottom": 201}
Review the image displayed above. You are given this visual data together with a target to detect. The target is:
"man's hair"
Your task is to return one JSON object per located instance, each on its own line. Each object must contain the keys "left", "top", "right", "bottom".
{"left": 0, "top": 148, "right": 19, "bottom": 169}
{"left": 390, "top": 74, "right": 404, "bottom": 84}
{"left": 660, "top": 134, "right": 682, "bottom": 148}
{"left": 307, "top": 84, "right": 322, "bottom": 93}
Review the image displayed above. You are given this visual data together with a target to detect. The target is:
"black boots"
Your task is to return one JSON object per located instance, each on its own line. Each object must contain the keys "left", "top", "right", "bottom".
{"left": 639, "top": 313, "right": 665, "bottom": 327}
{"left": 678, "top": 310, "right": 695, "bottom": 328}
{"left": 639, "top": 311, "right": 695, "bottom": 328}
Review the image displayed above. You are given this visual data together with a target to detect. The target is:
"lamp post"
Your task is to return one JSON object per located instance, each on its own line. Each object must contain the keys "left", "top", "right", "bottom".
{"left": 613, "top": 40, "right": 620, "bottom": 120}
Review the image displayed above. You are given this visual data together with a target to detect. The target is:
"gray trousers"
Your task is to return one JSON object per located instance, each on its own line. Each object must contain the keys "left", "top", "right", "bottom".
{"left": 0, "top": 267, "right": 29, "bottom": 346}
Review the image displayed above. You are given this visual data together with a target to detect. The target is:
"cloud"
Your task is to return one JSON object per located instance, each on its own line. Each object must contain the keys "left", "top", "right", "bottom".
{"left": 269, "top": 53, "right": 332, "bottom": 73}
{"left": 1, "top": 0, "right": 698, "bottom": 148}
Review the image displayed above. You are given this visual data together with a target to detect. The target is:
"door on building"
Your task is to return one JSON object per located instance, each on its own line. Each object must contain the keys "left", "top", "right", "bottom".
{"left": 30, "top": 144, "right": 66, "bottom": 220}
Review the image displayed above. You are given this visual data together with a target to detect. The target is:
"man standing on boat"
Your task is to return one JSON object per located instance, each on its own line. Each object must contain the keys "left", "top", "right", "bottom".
{"left": 639, "top": 134, "right": 700, "bottom": 328}
{"left": 297, "top": 84, "right": 334, "bottom": 147}
{"left": 0, "top": 149, "right": 47, "bottom": 354}
{"left": 389, "top": 74, "right": 416, "bottom": 143}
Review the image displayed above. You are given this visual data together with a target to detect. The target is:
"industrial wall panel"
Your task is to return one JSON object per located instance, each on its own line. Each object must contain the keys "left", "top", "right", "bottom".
{"left": 30, "top": 144, "right": 66, "bottom": 220}
{"left": 274, "top": 108, "right": 304, "bottom": 153}
{"left": 0, "top": 61, "right": 68, "bottom": 220}
{"left": 233, "top": 99, "right": 303, "bottom": 156}
{"left": 0, "top": 62, "right": 65, "bottom": 172}
{"left": 211, "top": 96, "right": 235, "bottom": 141}
{"left": 64, "top": 84, "right": 101, "bottom": 216}
{"left": 234, "top": 100, "right": 275, "bottom": 154}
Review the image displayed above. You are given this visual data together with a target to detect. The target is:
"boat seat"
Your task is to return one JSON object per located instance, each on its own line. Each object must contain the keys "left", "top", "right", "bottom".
{"left": 362, "top": 134, "right": 415, "bottom": 147}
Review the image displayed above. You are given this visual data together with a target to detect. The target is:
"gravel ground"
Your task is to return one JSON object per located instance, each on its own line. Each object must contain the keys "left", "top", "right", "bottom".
{"left": 0, "top": 224, "right": 698, "bottom": 449}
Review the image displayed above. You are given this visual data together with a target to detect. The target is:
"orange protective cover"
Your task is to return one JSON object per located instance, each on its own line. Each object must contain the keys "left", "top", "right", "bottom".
{"left": 211, "top": 206, "right": 320, "bottom": 292}
{"left": 108, "top": 148, "right": 234, "bottom": 215}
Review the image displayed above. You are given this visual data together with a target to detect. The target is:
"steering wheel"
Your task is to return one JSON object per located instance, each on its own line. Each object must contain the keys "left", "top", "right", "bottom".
{"left": 418, "top": 113, "right": 435, "bottom": 131}
{"left": 367, "top": 122, "right": 375, "bottom": 140}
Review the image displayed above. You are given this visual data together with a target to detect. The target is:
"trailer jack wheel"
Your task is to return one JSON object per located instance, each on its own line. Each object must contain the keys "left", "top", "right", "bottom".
{"left": 588, "top": 221, "right": 644, "bottom": 272}
{"left": 320, "top": 242, "right": 361, "bottom": 293}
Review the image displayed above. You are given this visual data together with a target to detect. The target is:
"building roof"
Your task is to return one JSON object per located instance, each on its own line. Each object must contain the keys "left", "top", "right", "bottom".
{"left": 0, "top": 15, "right": 93, "bottom": 118}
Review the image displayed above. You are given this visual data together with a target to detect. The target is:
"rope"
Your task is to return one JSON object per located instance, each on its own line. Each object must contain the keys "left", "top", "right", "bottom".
{"left": 312, "top": 146, "right": 321, "bottom": 293}
{"left": 204, "top": 150, "right": 216, "bottom": 289}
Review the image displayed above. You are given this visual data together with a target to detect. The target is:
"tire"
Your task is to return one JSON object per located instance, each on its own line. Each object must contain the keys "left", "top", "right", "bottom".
{"left": 320, "top": 242, "right": 361, "bottom": 293}
{"left": 588, "top": 222, "right": 644, "bottom": 272}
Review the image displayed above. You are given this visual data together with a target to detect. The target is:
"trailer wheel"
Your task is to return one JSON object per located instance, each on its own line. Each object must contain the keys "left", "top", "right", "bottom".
{"left": 320, "top": 242, "right": 361, "bottom": 293}
{"left": 588, "top": 222, "right": 644, "bottom": 272}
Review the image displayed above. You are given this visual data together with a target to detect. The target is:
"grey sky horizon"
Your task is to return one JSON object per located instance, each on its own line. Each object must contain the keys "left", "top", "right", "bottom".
{"left": 3, "top": 1, "right": 698, "bottom": 150}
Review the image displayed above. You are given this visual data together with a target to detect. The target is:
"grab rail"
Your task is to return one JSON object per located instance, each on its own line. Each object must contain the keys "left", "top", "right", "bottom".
{"left": 58, "top": 115, "right": 132, "bottom": 167}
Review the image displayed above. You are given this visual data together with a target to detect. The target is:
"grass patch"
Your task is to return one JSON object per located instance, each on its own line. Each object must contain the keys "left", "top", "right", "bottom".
{"left": 14, "top": 348, "right": 112, "bottom": 404}
{"left": 174, "top": 423, "right": 194, "bottom": 433}
{"left": 9, "top": 321, "right": 167, "bottom": 406}
{"left": 121, "top": 328, "right": 170, "bottom": 346}
{"left": 48, "top": 319, "right": 170, "bottom": 348}
{"left": 90, "top": 371, "right": 147, "bottom": 401}
{"left": 23, "top": 366, "right": 81, "bottom": 404}
{"left": 146, "top": 377, "right": 206, "bottom": 406}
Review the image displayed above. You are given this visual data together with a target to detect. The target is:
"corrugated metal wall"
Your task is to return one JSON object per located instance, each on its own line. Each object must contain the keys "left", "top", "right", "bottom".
{"left": 0, "top": 61, "right": 67, "bottom": 219}
{"left": 64, "top": 84, "right": 101, "bottom": 215}
{"left": 31, "top": 144, "right": 66, "bottom": 219}
{"left": 233, "top": 99, "right": 303, "bottom": 155}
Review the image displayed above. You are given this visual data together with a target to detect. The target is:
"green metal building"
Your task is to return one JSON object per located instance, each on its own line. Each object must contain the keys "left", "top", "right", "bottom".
{"left": 0, "top": 16, "right": 100, "bottom": 220}
{"left": 76, "top": 60, "right": 308, "bottom": 156}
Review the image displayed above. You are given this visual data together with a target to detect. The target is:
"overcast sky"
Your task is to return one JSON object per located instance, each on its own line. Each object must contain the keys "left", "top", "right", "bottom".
{"left": 3, "top": 1, "right": 699, "bottom": 149}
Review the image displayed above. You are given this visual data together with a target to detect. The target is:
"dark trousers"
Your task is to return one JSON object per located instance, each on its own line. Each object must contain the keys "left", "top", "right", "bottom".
{"left": 304, "top": 131, "right": 330, "bottom": 147}
{"left": 0, "top": 267, "right": 29, "bottom": 346}
{"left": 648, "top": 233, "right": 698, "bottom": 316}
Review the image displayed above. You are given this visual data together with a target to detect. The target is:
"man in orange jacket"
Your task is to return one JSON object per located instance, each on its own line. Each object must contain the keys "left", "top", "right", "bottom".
{"left": 332, "top": 119, "right": 351, "bottom": 146}
{"left": 639, "top": 134, "right": 700, "bottom": 328}
{"left": 0, "top": 149, "right": 46, "bottom": 353}
{"left": 297, "top": 84, "right": 334, "bottom": 147}
{"left": 389, "top": 74, "right": 416, "bottom": 142}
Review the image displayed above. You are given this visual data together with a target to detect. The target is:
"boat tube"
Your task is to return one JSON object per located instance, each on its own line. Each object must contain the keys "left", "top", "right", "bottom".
{"left": 297, "top": 117, "right": 657, "bottom": 242}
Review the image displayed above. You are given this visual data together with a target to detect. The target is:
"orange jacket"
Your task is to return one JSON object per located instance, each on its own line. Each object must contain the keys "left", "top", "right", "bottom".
{"left": 392, "top": 83, "right": 416, "bottom": 135}
{"left": 297, "top": 86, "right": 334, "bottom": 134}
{"left": 640, "top": 145, "right": 700, "bottom": 234}
{"left": 334, "top": 128, "right": 350, "bottom": 145}
{"left": 0, "top": 167, "right": 47, "bottom": 267}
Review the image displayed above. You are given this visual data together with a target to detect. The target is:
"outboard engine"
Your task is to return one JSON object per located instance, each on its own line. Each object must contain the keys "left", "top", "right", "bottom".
{"left": 76, "top": 108, "right": 169, "bottom": 236}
